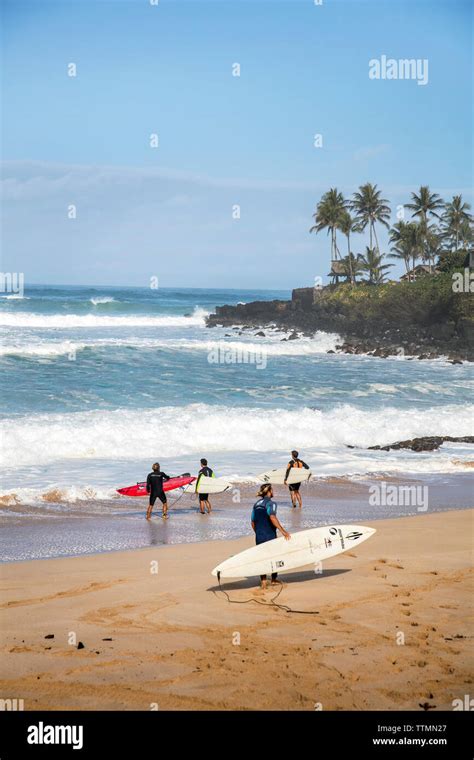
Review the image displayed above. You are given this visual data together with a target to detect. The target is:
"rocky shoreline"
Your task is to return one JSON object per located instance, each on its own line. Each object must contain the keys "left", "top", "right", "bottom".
{"left": 206, "top": 287, "right": 473, "bottom": 362}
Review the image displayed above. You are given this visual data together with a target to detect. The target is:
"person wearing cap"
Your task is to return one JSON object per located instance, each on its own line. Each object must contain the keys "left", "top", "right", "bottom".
{"left": 251, "top": 483, "right": 290, "bottom": 589}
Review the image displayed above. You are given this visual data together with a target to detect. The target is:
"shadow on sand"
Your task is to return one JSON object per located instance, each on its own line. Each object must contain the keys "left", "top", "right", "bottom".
{"left": 207, "top": 567, "right": 350, "bottom": 593}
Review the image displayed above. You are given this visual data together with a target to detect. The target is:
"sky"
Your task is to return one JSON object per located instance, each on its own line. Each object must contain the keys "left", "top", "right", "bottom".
{"left": 1, "top": 0, "right": 472, "bottom": 289}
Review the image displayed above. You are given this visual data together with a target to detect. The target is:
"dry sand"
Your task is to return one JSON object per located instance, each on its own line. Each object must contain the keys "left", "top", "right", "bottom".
{"left": 0, "top": 509, "right": 472, "bottom": 711}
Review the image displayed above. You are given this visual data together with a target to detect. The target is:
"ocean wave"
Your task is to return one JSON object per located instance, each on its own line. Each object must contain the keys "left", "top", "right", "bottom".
{"left": 1, "top": 402, "right": 473, "bottom": 468}
{"left": 0, "top": 306, "right": 209, "bottom": 328}
{"left": 90, "top": 296, "right": 116, "bottom": 305}
{"left": 0, "top": 485, "right": 119, "bottom": 506}
{"left": 0, "top": 331, "right": 340, "bottom": 358}
{"left": 0, "top": 340, "right": 85, "bottom": 358}
{"left": 0, "top": 294, "right": 29, "bottom": 300}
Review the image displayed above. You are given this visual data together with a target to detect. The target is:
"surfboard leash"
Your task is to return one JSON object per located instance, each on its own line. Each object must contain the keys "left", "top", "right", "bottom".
{"left": 214, "top": 572, "right": 320, "bottom": 615}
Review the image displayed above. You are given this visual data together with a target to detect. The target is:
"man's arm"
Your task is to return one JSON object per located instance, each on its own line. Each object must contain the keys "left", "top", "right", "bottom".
{"left": 283, "top": 461, "right": 292, "bottom": 484}
{"left": 270, "top": 514, "right": 290, "bottom": 540}
{"left": 146, "top": 473, "right": 151, "bottom": 493}
{"left": 162, "top": 472, "right": 170, "bottom": 482}
{"left": 301, "top": 460, "right": 310, "bottom": 470}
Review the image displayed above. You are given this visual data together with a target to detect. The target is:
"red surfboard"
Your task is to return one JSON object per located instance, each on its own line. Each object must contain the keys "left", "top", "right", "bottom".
{"left": 117, "top": 475, "right": 196, "bottom": 497}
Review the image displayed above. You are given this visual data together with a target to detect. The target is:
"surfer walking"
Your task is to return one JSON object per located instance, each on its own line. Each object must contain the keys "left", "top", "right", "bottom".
{"left": 146, "top": 463, "right": 170, "bottom": 520}
{"left": 196, "top": 458, "right": 213, "bottom": 514}
{"left": 251, "top": 483, "right": 290, "bottom": 589}
{"left": 284, "top": 450, "right": 310, "bottom": 509}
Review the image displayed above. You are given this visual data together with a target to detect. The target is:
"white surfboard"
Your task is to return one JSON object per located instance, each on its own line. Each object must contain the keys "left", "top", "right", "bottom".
{"left": 196, "top": 475, "right": 232, "bottom": 494}
{"left": 212, "top": 524, "right": 376, "bottom": 578}
{"left": 256, "top": 466, "right": 312, "bottom": 485}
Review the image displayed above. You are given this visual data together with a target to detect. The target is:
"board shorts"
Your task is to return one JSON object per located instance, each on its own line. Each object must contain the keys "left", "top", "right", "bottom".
{"left": 198, "top": 493, "right": 209, "bottom": 501}
{"left": 288, "top": 483, "right": 300, "bottom": 492}
{"left": 150, "top": 492, "right": 167, "bottom": 506}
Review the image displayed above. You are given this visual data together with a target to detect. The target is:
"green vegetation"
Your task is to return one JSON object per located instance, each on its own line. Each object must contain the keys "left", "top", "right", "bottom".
{"left": 317, "top": 272, "right": 472, "bottom": 328}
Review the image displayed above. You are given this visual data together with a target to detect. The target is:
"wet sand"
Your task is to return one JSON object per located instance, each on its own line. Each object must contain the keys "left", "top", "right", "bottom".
{"left": 0, "top": 509, "right": 472, "bottom": 710}
{"left": 1, "top": 473, "right": 473, "bottom": 562}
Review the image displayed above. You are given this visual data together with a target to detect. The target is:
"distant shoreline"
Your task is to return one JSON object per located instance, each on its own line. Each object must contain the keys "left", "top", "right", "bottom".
{"left": 207, "top": 280, "right": 474, "bottom": 362}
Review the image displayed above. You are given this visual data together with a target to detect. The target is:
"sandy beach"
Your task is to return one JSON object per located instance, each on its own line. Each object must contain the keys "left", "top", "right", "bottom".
{"left": 1, "top": 508, "right": 472, "bottom": 711}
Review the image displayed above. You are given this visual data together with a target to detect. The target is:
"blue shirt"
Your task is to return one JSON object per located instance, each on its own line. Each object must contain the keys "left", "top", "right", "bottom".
{"left": 251, "top": 497, "right": 278, "bottom": 544}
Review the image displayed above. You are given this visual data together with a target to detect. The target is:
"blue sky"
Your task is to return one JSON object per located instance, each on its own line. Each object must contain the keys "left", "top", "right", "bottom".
{"left": 1, "top": 0, "right": 472, "bottom": 288}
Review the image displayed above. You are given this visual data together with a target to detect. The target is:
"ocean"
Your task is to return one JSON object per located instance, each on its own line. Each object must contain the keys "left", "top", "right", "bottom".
{"left": 1, "top": 284, "right": 473, "bottom": 560}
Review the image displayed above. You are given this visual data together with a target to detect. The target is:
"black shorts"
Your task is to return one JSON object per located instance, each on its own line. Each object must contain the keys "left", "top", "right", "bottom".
{"left": 149, "top": 492, "right": 167, "bottom": 506}
{"left": 288, "top": 483, "right": 300, "bottom": 492}
{"left": 198, "top": 493, "right": 209, "bottom": 501}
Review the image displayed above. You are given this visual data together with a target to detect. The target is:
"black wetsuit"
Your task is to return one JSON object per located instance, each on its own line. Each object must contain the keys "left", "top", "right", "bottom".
{"left": 197, "top": 466, "right": 213, "bottom": 501}
{"left": 146, "top": 470, "right": 170, "bottom": 505}
{"left": 285, "top": 458, "right": 309, "bottom": 492}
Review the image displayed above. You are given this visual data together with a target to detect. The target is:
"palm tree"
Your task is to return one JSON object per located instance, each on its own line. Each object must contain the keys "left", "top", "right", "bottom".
{"left": 424, "top": 225, "right": 442, "bottom": 273}
{"left": 310, "top": 188, "right": 347, "bottom": 261}
{"left": 359, "top": 247, "right": 393, "bottom": 284}
{"left": 389, "top": 221, "right": 412, "bottom": 276}
{"left": 459, "top": 218, "right": 474, "bottom": 248}
{"left": 350, "top": 183, "right": 391, "bottom": 255}
{"left": 406, "top": 187, "right": 445, "bottom": 274}
{"left": 407, "top": 186, "right": 444, "bottom": 225}
{"left": 441, "top": 195, "right": 473, "bottom": 251}
{"left": 337, "top": 210, "right": 357, "bottom": 284}
{"left": 340, "top": 253, "right": 364, "bottom": 283}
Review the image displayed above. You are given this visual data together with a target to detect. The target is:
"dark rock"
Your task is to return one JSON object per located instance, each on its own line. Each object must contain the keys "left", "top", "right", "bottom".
{"left": 369, "top": 436, "right": 474, "bottom": 453}
{"left": 255, "top": 331, "right": 266, "bottom": 337}
{"left": 327, "top": 350, "right": 335, "bottom": 354}
{"left": 44, "top": 634, "right": 54, "bottom": 639}
{"left": 77, "top": 641, "right": 85, "bottom": 650}
{"left": 288, "top": 332, "right": 299, "bottom": 341}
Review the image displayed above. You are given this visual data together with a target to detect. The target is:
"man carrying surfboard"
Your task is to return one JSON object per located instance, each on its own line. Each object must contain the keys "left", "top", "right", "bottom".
{"left": 196, "top": 458, "right": 214, "bottom": 514}
{"left": 284, "top": 450, "right": 310, "bottom": 509}
{"left": 146, "top": 463, "right": 171, "bottom": 520}
{"left": 251, "top": 483, "right": 290, "bottom": 589}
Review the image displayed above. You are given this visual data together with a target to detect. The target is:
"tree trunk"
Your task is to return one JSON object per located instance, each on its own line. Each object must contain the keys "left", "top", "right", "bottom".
{"left": 373, "top": 225, "right": 380, "bottom": 255}
{"left": 347, "top": 235, "right": 354, "bottom": 284}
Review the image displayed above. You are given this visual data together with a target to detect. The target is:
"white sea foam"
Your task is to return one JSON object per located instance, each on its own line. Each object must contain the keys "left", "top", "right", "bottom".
{"left": 0, "top": 294, "right": 29, "bottom": 300}
{"left": 1, "top": 402, "right": 472, "bottom": 468}
{"left": 0, "top": 341, "right": 84, "bottom": 357}
{"left": 90, "top": 296, "right": 116, "bottom": 305}
{"left": 0, "top": 485, "right": 120, "bottom": 506}
{"left": 0, "top": 306, "right": 209, "bottom": 328}
{"left": 0, "top": 331, "right": 340, "bottom": 358}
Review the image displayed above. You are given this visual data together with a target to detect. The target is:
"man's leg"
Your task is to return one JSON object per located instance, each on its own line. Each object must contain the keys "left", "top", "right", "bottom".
{"left": 271, "top": 572, "right": 279, "bottom": 584}
{"left": 146, "top": 497, "right": 155, "bottom": 520}
{"left": 296, "top": 491, "right": 303, "bottom": 508}
{"left": 206, "top": 499, "right": 212, "bottom": 513}
{"left": 199, "top": 497, "right": 205, "bottom": 514}
{"left": 260, "top": 574, "right": 267, "bottom": 589}
{"left": 289, "top": 488, "right": 296, "bottom": 507}
{"left": 160, "top": 494, "right": 168, "bottom": 519}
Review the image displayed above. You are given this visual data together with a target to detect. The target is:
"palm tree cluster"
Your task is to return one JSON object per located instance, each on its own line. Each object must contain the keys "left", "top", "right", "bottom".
{"left": 310, "top": 183, "right": 473, "bottom": 284}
